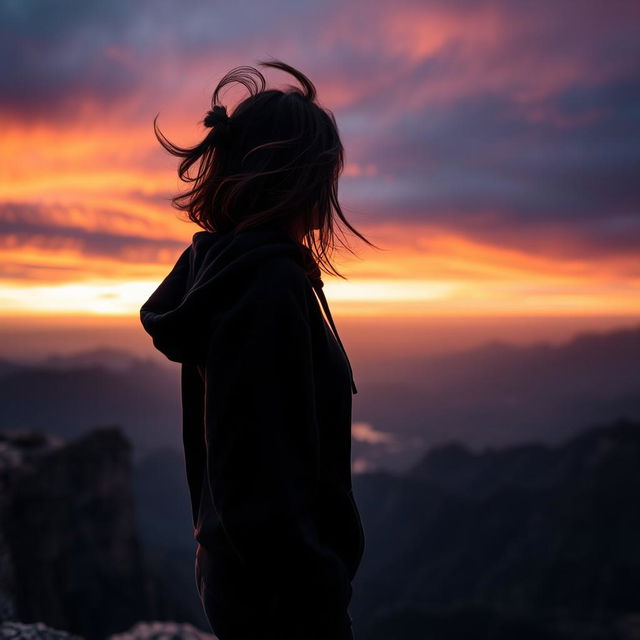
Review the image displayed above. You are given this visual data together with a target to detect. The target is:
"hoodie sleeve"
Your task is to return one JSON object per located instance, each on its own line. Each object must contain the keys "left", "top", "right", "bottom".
{"left": 200, "top": 261, "right": 352, "bottom": 633}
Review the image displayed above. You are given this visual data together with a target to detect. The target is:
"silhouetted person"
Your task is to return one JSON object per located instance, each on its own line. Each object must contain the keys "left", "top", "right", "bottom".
{"left": 140, "top": 59, "right": 376, "bottom": 640}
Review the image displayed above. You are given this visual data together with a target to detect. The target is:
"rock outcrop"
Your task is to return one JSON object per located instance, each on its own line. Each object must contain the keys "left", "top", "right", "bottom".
{"left": 0, "top": 620, "right": 215, "bottom": 640}
{"left": 0, "top": 428, "right": 156, "bottom": 640}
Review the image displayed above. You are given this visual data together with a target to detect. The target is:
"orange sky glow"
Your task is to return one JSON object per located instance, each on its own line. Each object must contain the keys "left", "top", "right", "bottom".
{"left": 1, "top": 1, "right": 638, "bottom": 324}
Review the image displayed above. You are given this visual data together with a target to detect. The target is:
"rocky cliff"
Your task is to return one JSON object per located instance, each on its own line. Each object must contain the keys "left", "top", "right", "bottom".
{"left": 0, "top": 427, "right": 157, "bottom": 640}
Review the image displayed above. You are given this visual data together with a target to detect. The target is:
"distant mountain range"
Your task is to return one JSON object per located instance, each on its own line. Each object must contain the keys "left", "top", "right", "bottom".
{"left": 40, "top": 347, "right": 148, "bottom": 373}
{"left": 355, "top": 324, "right": 640, "bottom": 469}
{"left": 351, "top": 416, "right": 640, "bottom": 639}
{"left": 0, "top": 325, "right": 638, "bottom": 471}
{"left": 0, "top": 349, "right": 182, "bottom": 462}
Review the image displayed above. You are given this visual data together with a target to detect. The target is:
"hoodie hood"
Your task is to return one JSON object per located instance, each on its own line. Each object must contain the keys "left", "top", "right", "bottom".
{"left": 140, "top": 229, "right": 357, "bottom": 394}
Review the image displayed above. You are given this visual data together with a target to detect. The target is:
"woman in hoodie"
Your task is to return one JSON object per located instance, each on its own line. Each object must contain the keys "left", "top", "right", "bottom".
{"left": 140, "top": 59, "right": 377, "bottom": 640}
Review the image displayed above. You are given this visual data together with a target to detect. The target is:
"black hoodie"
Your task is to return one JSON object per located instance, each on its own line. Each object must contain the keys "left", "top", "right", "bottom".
{"left": 139, "top": 229, "right": 365, "bottom": 640}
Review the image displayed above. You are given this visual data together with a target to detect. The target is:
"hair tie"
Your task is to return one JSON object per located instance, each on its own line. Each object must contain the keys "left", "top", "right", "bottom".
{"left": 203, "top": 105, "right": 231, "bottom": 145}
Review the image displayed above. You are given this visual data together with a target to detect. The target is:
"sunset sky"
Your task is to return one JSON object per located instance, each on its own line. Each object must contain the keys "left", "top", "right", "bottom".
{"left": 1, "top": 0, "right": 638, "bottom": 327}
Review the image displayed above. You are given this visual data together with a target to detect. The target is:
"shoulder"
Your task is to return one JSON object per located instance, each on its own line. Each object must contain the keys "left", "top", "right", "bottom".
{"left": 206, "top": 256, "right": 314, "bottom": 354}
{"left": 237, "top": 254, "right": 312, "bottom": 307}
{"left": 210, "top": 254, "right": 314, "bottom": 334}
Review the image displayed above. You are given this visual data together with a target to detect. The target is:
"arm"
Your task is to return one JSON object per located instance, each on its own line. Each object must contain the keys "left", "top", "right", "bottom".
{"left": 201, "top": 265, "right": 352, "bottom": 633}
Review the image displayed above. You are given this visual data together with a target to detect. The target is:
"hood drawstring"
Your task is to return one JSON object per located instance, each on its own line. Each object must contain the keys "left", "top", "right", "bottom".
{"left": 312, "top": 282, "right": 358, "bottom": 395}
{"left": 298, "top": 247, "right": 357, "bottom": 395}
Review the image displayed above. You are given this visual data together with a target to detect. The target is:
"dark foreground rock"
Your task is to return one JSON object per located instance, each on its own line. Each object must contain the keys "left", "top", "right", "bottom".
{"left": 0, "top": 621, "right": 214, "bottom": 640}
{"left": 0, "top": 428, "right": 157, "bottom": 639}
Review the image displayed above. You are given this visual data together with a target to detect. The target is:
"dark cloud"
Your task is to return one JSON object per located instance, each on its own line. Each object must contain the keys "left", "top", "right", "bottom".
{"left": 0, "top": 201, "right": 184, "bottom": 266}
{"left": 0, "top": 0, "right": 318, "bottom": 121}
{"left": 344, "top": 76, "right": 640, "bottom": 246}
{"left": 0, "top": 1, "right": 138, "bottom": 119}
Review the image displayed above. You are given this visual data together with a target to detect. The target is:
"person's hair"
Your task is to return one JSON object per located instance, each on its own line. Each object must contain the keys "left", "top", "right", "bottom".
{"left": 153, "top": 58, "right": 379, "bottom": 280}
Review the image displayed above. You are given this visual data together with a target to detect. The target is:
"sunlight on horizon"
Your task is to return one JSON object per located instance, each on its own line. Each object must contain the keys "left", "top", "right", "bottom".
{"left": 1, "top": 275, "right": 638, "bottom": 318}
